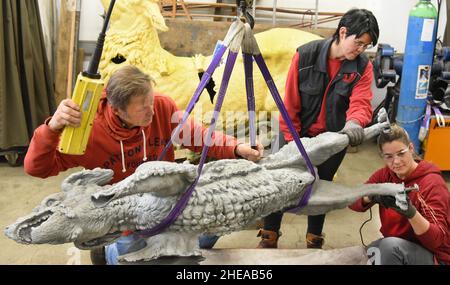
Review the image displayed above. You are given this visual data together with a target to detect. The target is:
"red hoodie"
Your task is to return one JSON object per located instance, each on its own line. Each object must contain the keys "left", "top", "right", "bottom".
{"left": 24, "top": 92, "right": 238, "bottom": 184}
{"left": 349, "top": 161, "right": 450, "bottom": 265}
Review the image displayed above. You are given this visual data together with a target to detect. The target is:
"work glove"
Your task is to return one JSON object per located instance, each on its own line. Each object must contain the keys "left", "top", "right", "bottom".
{"left": 370, "top": 195, "right": 397, "bottom": 208}
{"left": 391, "top": 191, "right": 417, "bottom": 219}
{"left": 339, "top": 120, "right": 364, "bottom": 146}
{"left": 371, "top": 193, "right": 417, "bottom": 219}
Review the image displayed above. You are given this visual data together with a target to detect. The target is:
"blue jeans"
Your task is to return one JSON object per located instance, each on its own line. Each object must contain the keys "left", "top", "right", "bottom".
{"left": 105, "top": 234, "right": 147, "bottom": 265}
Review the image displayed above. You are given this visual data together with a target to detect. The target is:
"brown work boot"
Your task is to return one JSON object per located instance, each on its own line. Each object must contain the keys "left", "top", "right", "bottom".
{"left": 256, "top": 229, "right": 281, "bottom": 248}
{"left": 306, "top": 232, "right": 325, "bottom": 249}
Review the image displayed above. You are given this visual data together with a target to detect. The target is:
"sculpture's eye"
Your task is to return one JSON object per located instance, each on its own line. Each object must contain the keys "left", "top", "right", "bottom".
{"left": 111, "top": 54, "right": 126, "bottom": 64}
{"left": 44, "top": 198, "right": 59, "bottom": 207}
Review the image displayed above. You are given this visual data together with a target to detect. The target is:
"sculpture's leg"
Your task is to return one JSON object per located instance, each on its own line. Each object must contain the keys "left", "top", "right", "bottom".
{"left": 117, "top": 232, "right": 201, "bottom": 263}
{"left": 296, "top": 179, "right": 403, "bottom": 215}
{"left": 295, "top": 180, "right": 404, "bottom": 216}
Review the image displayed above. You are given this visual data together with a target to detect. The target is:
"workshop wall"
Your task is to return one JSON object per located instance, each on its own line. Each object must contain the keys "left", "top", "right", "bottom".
{"left": 77, "top": 0, "right": 447, "bottom": 54}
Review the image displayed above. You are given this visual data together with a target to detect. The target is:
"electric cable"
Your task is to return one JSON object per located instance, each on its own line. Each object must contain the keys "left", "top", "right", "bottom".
{"left": 359, "top": 207, "right": 373, "bottom": 247}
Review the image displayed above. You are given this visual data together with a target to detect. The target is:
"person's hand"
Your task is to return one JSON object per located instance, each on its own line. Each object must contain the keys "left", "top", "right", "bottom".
{"left": 234, "top": 141, "right": 264, "bottom": 162}
{"left": 370, "top": 195, "right": 397, "bottom": 208}
{"left": 391, "top": 192, "right": 417, "bottom": 219}
{"left": 339, "top": 120, "right": 364, "bottom": 146}
{"left": 372, "top": 193, "right": 417, "bottom": 219}
{"left": 362, "top": 196, "right": 373, "bottom": 206}
{"left": 48, "top": 99, "right": 82, "bottom": 132}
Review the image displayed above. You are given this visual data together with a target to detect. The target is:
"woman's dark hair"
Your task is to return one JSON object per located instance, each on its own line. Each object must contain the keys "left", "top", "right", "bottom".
{"left": 377, "top": 124, "right": 421, "bottom": 160}
{"left": 333, "top": 8, "right": 379, "bottom": 46}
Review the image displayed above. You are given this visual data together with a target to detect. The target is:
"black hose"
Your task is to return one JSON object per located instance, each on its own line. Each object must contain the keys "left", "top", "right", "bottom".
{"left": 84, "top": 0, "right": 116, "bottom": 78}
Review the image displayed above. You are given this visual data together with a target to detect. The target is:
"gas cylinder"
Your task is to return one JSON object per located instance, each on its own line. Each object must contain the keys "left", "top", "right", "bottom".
{"left": 396, "top": 0, "right": 437, "bottom": 153}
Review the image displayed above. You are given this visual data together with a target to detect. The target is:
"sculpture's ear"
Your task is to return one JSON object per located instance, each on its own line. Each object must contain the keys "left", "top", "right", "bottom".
{"left": 145, "top": 1, "right": 169, "bottom": 32}
{"left": 61, "top": 168, "right": 114, "bottom": 192}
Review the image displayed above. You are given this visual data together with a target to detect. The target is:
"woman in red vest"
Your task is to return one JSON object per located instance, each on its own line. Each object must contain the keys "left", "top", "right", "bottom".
{"left": 257, "top": 8, "right": 380, "bottom": 249}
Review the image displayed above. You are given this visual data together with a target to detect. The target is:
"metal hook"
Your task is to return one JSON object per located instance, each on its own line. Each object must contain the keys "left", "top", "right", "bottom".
{"left": 376, "top": 107, "right": 392, "bottom": 134}
{"left": 404, "top": 183, "right": 419, "bottom": 193}
{"left": 245, "top": 11, "right": 255, "bottom": 29}
{"left": 236, "top": 0, "right": 255, "bottom": 29}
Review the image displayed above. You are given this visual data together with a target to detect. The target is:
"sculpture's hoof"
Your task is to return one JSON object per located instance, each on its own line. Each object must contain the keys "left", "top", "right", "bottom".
{"left": 90, "top": 247, "right": 106, "bottom": 265}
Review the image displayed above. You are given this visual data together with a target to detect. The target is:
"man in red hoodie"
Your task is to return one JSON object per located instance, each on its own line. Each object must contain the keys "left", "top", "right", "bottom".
{"left": 256, "top": 8, "right": 380, "bottom": 249}
{"left": 25, "top": 65, "right": 262, "bottom": 183}
{"left": 350, "top": 125, "right": 449, "bottom": 265}
{"left": 24, "top": 65, "right": 263, "bottom": 264}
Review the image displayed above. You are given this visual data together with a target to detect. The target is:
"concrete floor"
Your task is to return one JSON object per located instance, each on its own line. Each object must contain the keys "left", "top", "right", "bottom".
{"left": 1, "top": 141, "right": 449, "bottom": 264}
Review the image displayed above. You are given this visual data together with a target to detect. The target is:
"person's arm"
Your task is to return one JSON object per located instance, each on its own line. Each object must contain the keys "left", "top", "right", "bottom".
{"left": 279, "top": 52, "right": 302, "bottom": 142}
{"left": 182, "top": 118, "right": 263, "bottom": 161}
{"left": 171, "top": 107, "right": 262, "bottom": 161}
{"left": 378, "top": 175, "right": 448, "bottom": 251}
{"left": 345, "top": 61, "right": 374, "bottom": 127}
{"left": 24, "top": 118, "right": 80, "bottom": 178}
{"left": 408, "top": 211, "right": 430, "bottom": 236}
{"left": 412, "top": 180, "right": 449, "bottom": 251}
{"left": 349, "top": 194, "right": 376, "bottom": 212}
{"left": 24, "top": 99, "right": 82, "bottom": 178}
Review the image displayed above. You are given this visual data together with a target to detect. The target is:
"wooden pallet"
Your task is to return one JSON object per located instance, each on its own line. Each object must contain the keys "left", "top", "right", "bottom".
{"left": 159, "top": 0, "right": 192, "bottom": 20}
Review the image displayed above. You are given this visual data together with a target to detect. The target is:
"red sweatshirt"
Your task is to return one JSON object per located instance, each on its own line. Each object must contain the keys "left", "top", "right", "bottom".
{"left": 349, "top": 161, "right": 450, "bottom": 265}
{"left": 280, "top": 52, "right": 374, "bottom": 141}
{"left": 24, "top": 92, "right": 238, "bottom": 184}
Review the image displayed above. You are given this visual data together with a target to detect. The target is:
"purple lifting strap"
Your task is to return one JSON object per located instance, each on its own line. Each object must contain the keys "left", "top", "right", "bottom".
{"left": 157, "top": 43, "right": 228, "bottom": 161}
{"left": 243, "top": 53, "right": 257, "bottom": 148}
{"left": 253, "top": 54, "right": 316, "bottom": 211}
{"left": 421, "top": 103, "right": 432, "bottom": 130}
{"left": 138, "top": 50, "right": 238, "bottom": 238}
{"left": 432, "top": 106, "right": 444, "bottom": 122}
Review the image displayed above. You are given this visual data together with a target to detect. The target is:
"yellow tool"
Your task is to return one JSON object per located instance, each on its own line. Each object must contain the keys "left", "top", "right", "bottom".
{"left": 58, "top": 0, "right": 116, "bottom": 155}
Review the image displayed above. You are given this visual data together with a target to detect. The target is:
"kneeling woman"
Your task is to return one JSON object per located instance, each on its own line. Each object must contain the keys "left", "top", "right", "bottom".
{"left": 350, "top": 125, "right": 449, "bottom": 265}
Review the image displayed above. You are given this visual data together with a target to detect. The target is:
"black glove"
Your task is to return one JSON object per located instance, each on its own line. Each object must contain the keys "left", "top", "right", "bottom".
{"left": 371, "top": 194, "right": 417, "bottom": 219}
{"left": 339, "top": 120, "right": 364, "bottom": 146}
{"left": 370, "top": 195, "right": 397, "bottom": 208}
{"left": 391, "top": 192, "right": 417, "bottom": 219}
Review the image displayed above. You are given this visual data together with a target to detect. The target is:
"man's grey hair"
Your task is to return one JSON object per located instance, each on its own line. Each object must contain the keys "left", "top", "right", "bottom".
{"left": 106, "top": 65, "right": 155, "bottom": 110}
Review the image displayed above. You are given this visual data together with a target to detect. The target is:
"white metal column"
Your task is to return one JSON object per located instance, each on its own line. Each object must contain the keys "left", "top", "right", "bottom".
{"left": 272, "top": 0, "right": 277, "bottom": 25}
{"left": 252, "top": 0, "right": 256, "bottom": 17}
{"left": 314, "top": 0, "right": 318, "bottom": 29}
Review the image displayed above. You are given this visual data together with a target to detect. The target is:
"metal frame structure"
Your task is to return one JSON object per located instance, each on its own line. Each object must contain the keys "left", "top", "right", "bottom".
{"left": 159, "top": 1, "right": 343, "bottom": 29}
